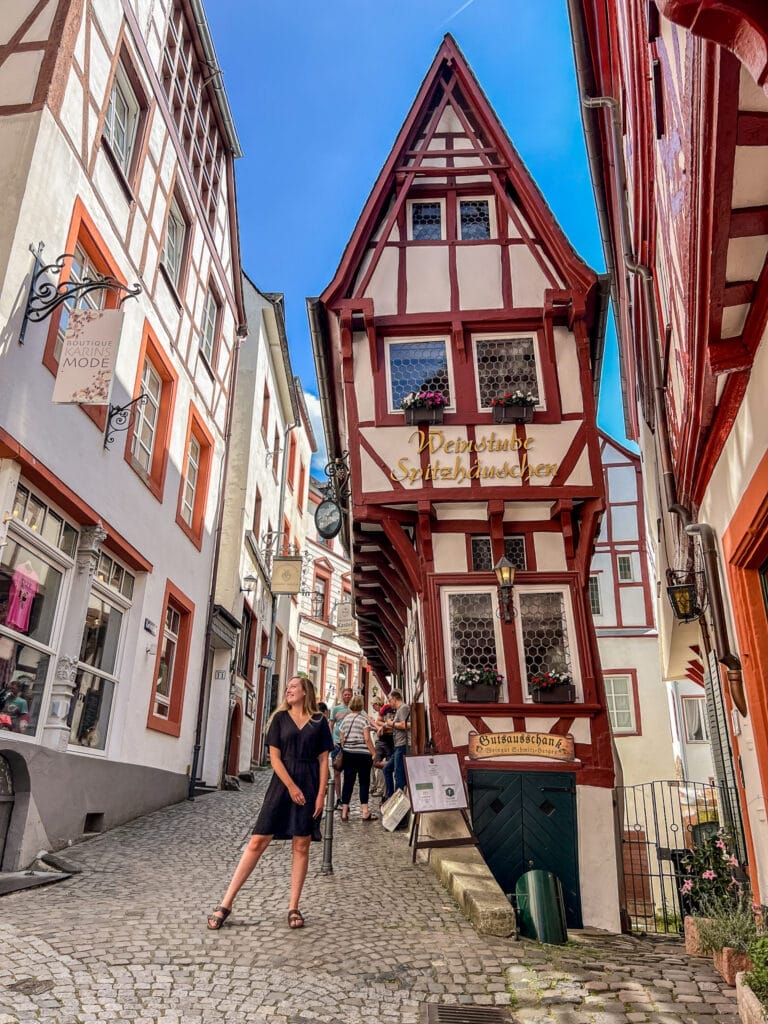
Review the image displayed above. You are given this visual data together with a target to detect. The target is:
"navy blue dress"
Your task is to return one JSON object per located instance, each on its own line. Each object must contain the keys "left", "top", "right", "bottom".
{"left": 252, "top": 711, "right": 333, "bottom": 841}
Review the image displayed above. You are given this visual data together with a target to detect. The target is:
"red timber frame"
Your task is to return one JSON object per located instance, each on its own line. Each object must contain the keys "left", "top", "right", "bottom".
{"left": 316, "top": 36, "right": 615, "bottom": 789}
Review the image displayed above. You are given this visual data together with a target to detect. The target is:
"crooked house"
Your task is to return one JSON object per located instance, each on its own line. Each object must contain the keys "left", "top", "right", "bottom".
{"left": 309, "top": 37, "right": 622, "bottom": 931}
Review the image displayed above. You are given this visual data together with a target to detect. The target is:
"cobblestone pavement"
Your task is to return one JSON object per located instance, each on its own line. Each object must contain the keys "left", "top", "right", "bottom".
{"left": 0, "top": 773, "right": 739, "bottom": 1023}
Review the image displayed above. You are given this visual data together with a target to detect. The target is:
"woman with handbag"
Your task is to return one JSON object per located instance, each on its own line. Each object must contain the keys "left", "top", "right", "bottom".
{"left": 207, "top": 676, "right": 332, "bottom": 931}
{"left": 337, "top": 694, "right": 377, "bottom": 822}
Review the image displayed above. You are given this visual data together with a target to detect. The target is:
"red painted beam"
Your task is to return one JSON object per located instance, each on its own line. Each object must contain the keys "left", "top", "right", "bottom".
{"left": 730, "top": 205, "right": 768, "bottom": 237}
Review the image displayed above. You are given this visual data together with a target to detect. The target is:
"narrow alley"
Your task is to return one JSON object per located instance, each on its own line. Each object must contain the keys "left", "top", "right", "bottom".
{"left": 0, "top": 777, "right": 739, "bottom": 1024}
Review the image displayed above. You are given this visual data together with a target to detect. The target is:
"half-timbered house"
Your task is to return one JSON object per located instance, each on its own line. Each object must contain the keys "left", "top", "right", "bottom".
{"left": 310, "top": 36, "right": 621, "bottom": 931}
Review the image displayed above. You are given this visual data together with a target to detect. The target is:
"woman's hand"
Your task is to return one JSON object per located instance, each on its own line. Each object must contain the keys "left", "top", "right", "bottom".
{"left": 313, "top": 793, "right": 325, "bottom": 818}
{"left": 288, "top": 784, "right": 306, "bottom": 806}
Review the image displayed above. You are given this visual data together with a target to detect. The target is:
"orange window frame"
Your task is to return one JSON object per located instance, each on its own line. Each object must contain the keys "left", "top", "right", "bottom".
{"left": 124, "top": 321, "right": 178, "bottom": 501}
{"left": 297, "top": 461, "right": 306, "bottom": 513}
{"left": 175, "top": 402, "right": 214, "bottom": 548}
{"left": 147, "top": 579, "right": 195, "bottom": 736}
{"left": 287, "top": 433, "right": 297, "bottom": 492}
{"left": 42, "top": 198, "right": 125, "bottom": 431}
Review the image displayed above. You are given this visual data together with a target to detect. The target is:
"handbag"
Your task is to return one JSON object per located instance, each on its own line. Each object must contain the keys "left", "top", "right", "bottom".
{"left": 333, "top": 713, "right": 360, "bottom": 770}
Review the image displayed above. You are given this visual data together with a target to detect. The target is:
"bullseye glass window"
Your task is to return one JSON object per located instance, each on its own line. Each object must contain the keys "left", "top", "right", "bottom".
{"left": 387, "top": 339, "right": 451, "bottom": 411}
{"left": 459, "top": 199, "right": 491, "bottom": 239}
{"left": 518, "top": 590, "right": 572, "bottom": 686}
{"left": 447, "top": 592, "right": 497, "bottom": 674}
{"left": 470, "top": 536, "right": 527, "bottom": 572}
{"left": 474, "top": 337, "right": 539, "bottom": 409}
{"left": 410, "top": 201, "right": 443, "bottom": 240}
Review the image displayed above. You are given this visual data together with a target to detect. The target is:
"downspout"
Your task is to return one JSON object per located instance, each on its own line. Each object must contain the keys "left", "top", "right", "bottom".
{"left": 189, "top": 323, "right": 247, "bottom": 799}
{"left": 567, "top": 3, "right": 745, "bottom": 713}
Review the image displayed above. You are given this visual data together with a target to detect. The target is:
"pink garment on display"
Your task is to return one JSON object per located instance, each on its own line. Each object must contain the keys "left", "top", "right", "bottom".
{"left": 6, "top": 564, "right": 39, "bottom": 633}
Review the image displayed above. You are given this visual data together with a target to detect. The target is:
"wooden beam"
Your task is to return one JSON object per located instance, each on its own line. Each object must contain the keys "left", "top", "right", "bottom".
{"left": 730, "top": 205, "right": 768, "bottom": 237}
{"left": 737, "top": 112, "right": 768, "bottom": 146}
{"left": 723, "top": 280, "right": 756, "bottom": 306}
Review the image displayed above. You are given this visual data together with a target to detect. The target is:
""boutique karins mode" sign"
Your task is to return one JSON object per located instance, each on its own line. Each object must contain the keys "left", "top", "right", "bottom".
{"left": 389, "top": 429, "right": 559, "bottom": 485}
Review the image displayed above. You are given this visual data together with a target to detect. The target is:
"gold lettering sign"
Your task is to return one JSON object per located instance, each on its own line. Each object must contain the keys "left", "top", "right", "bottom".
{"left": 467, "top": 730, "right": 575, "bottom": 762}
{"left": 389, "top": 429, "right": 558, "bottom": 484}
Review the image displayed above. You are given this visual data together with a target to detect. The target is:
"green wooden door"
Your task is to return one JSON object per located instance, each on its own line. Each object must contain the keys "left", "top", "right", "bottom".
{"left": 468, "top": 769, "right": 582, "bottom": 927}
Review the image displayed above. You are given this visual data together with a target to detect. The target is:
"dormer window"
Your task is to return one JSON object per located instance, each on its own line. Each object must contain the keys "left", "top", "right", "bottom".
{"left": 409, "top": 200, "right": 444, "bottom": 240}
{"left": 459, "top": 198, "right": 492, "bottom": 239}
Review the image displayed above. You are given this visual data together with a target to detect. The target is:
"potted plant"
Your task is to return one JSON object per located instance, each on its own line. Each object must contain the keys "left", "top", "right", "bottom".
{"left": 529, "top": 669, "right": 575, "bottom": 704}
{"left": 491, "top": 389, "right": 538, "bottom": 424}
{"left": 679, "top": 829, "right": 745, "bottom": 956}
{"left": 400, "top": 390, "right": 447, "bottom": 425}
{"left": 454, "top": 665, "right": 504, "bottom": 703}
{"left": 738, "top": 937, "right": 768, "bottom": 1024}
{"left": 697, "top": 893, "right": 764, "bottom": 986}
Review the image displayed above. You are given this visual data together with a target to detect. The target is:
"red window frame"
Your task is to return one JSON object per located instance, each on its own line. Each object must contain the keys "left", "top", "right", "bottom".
{"left": 124, "top": 322, "right": 178, "bottom": 501}
{"left": 175, "top": 402, "right": 214, "bottom": 548}
{"left": 147, "top": 579, "right": 195, "bottom": 736}
{"left": 287, "top": 433, "right": 297, "bottom": 492}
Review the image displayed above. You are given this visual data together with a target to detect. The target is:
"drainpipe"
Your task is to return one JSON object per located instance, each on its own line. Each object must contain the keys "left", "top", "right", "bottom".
{"left": 189, "top": 324, "right": 247, "bottom": 799}
{"left": 568, "top": 13, "right": 746, "bottom": 716}
{"left": 257, "top": 417, "right": 298, "bottom": 760}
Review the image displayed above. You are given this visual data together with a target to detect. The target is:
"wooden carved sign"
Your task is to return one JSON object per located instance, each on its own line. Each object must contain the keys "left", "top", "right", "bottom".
{"left": 468, "top": 730, "right": 575, "bottom": 761}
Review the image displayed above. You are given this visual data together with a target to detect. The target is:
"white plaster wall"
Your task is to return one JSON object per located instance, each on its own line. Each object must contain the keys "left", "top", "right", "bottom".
{"left": 509, "top": 246, "right": 553, "bottom": 307}
{"left": 577, "top": 785, "right": 622, "bottom": 932}
{"left": 406, "top": 248, "right": 451, "bottom": 312}
{"left": 456, "top": 246, "right": 503, "bottom": 309}
{"left": 433, "top": 533, "right": 468, "bottom": 574}
{"left": 533, "top": 533, "right": 566, "bottom": 571}
{"left": 619, "top": 587, "right": 647, "bottom": 626}
{"left": 365, "top": 246, "right": 398, "bottom": 316}
{"left": 554, "top": 328, "right": 583, "bottom": 414}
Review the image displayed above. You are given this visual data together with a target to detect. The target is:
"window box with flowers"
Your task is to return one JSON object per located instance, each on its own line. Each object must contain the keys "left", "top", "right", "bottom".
{"left": 453, "top": 665, "right": 504, "bottom": 703}
{"left": 401, "top": 390, "right": 447, "bottom": 425}
{"left": 491, "top": 390, "right": 538, "bottom": 424}
{"left": 529, "top": 670, "right": 575, "bottom": 703}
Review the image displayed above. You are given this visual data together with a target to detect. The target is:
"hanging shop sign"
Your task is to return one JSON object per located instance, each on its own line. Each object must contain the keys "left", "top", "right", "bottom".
{"left": 335, "top": 599, "right": 355, "bottom": 636}
{"left": 52, "top": 308, "right": 124, "bottom": 405}
{"left": 468, "top": 730, "right": 575, "bottom": 761}
{"left": 389, "top": 429, "right": 558, "bottom": 485}
{"left": 270, "top": 556, "right": 303, "bottom": 594}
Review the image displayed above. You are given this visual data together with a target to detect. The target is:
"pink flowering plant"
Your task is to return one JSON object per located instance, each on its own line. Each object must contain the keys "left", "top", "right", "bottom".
{"left": 529, "top": 669, "right": 571, "bottom": 692}
{"left": 400, "top": 390, "right": 448, "bottom": 410}
{"left": 679, "top": 829, "right": 746, "bottom": 916}
{"left": 453, "top": 665, "right": 504, "bottom": 690}
{"left": 491, "top": 389, "right": 538, "bottom": 408}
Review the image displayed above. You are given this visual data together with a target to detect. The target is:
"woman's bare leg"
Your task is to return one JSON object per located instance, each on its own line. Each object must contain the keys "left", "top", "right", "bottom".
{"left": 210, "top": 834, "right": 272, "bottom": 922}
{"left": 289, "top": 835, "right": 311, "bottom": 918}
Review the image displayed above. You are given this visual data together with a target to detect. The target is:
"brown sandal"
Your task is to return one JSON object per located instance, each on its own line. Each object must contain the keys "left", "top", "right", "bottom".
{"left": 207, "top": 906, "right": 231, "bottom": 930}
{"left": 288, "top": 908, "right": 305, "bottom": 929}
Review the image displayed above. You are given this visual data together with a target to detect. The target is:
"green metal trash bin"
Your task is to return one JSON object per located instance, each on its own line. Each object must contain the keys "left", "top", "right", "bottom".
{"left": 515, "top": 869, "right": 568, "bottom": 944}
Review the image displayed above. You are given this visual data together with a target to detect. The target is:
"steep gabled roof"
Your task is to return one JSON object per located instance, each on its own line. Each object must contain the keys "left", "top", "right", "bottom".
{"left": 321, "top": 34, "right": 596, "bottom": 307}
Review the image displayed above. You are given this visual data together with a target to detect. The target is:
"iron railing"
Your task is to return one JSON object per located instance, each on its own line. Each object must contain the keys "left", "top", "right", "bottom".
{"left": 616, "top": 779, "right": 745, "bottom": 934}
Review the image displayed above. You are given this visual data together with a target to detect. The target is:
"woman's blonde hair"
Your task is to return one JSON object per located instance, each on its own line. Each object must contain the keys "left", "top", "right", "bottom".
{"left": 267, "top": 675, "right": 319, "bottom": 728}
{"left": 348, "top": 694, "right": 364, "bottom": 713}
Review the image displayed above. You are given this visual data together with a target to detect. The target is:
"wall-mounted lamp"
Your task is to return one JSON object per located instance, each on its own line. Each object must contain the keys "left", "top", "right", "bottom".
{"left": 665, "top": 569, "right": 703, "bottom": 622}
{"left": 493, "top": 555, "right": 516, "bottom": 623}
{"left": 240, "top": 574, "right": 258, "bottom": 593}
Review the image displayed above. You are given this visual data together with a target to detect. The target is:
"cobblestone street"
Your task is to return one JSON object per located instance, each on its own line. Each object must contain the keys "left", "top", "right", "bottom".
{"left": 0, "top": 775, "right": 739, "bottom": 1024}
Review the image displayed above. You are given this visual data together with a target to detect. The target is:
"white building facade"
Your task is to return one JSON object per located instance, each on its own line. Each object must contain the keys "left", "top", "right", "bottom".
{"left": 0, "top": 0, "right": 244, "bottom": 867}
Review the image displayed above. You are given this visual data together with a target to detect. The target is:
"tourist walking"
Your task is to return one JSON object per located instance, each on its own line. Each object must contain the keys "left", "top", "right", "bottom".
{"left": 338, "top": 694, "right": 377, "bottom": 822}
{"left": 330, "top": 686, "right": 353, "bottom": 808}
{"left": 206, "top": 676, "right": 332, "bottom": 931}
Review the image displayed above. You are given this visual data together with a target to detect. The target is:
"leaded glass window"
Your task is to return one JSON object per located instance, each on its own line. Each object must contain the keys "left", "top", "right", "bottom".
{"left": 460, "top": 199, "right": 491, "bottom": 239}
{"left": 471, "top": 536, "right": 527, "bottom": 573}
{"left": 519, "top": 590, "right": 572, "bottom": 685}
{"left": 447, "top": 592, "right": 498, "bottom": 684}
{"left": 588, "top": 576, "right": 602, "bottom": 615}
{"left": 475, "top": 337, "right": 539, "bottom": 408}
{"left": 388, "top": 340, "right": 451, "bottom": 410}
{"left": 411, "top": 201, "right": 442, "bottom": 240}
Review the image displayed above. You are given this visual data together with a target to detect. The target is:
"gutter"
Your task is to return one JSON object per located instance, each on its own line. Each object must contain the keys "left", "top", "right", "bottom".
{"left": 568, "top": 2, "right": 746, "bottom": 715}
{"left": 188, "top": 0, "right": 243, "bottom": 158}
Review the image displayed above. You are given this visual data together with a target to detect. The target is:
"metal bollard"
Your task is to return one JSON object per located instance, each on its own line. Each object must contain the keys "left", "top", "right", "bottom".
{"left": 319, "top": 767, "right": 335, "bottom": 875}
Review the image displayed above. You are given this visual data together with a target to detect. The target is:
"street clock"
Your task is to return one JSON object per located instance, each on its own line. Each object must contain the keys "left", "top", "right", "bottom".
{"left": 315, "top": 499, "right": 343, "bottom": 539}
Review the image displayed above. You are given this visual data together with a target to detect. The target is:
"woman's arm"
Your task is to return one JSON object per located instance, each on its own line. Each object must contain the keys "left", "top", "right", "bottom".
{"left": 269, "top": 746, "right": 305, "bottom": 805}
{"left": 364, "top": 724, "right": 376, "bottom": 758}
{"left": 314, "top": 750, "right": 329, "bottom": 817}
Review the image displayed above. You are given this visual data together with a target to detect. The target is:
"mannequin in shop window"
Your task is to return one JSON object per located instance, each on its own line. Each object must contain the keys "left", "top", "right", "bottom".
{"left": 6, "top": 560, "right": 39, "bottom": 634}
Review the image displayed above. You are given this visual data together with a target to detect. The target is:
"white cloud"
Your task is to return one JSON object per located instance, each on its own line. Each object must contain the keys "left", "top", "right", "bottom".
{"left": 303, "top": 390, "right": 329, "bottom": 477}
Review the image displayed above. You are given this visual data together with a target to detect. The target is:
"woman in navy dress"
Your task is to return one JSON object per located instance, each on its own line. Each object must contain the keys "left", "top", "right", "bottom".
{"left": 207, "top": 676, "right": 332, "bottom": 931}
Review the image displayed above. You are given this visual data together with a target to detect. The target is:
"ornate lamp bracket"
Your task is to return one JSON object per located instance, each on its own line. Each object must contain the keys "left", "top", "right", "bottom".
{"left": 104, "top": 393, "right": 148, "bottom": 450}
{"left": 325, "top": 451, "right": 351, "bottom": 505}
{"left": 19, "top": 242, "right": 142, "bottom": 343}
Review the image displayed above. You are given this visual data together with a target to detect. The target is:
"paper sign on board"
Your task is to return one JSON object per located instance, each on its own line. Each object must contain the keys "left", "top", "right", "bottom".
{"left": 52, "top": 308, "right": 124, "bottom": 405}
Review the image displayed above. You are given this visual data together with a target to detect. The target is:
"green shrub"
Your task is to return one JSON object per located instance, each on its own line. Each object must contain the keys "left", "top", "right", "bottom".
{"left": 697, "top": 893, "right": 764, "bottom": 954}
{"left": 746, "top": 936, "right": 768, "bottom": 1006}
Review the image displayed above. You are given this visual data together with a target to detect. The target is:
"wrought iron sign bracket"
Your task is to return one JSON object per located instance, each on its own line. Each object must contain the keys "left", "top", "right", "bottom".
{"left": 19, "top": 242, "right": 142, "bottom": 344}
{"left": 324, "top": 451, "right": 351, "bottom": 504}
{"left": 104, "top": 393, "right": 148, "bottom": 451}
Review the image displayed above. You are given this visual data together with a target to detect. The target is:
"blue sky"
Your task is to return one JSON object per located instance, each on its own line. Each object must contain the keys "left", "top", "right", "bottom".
{"left": 206, "top": 1, "right": 630, "bottom": 470}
